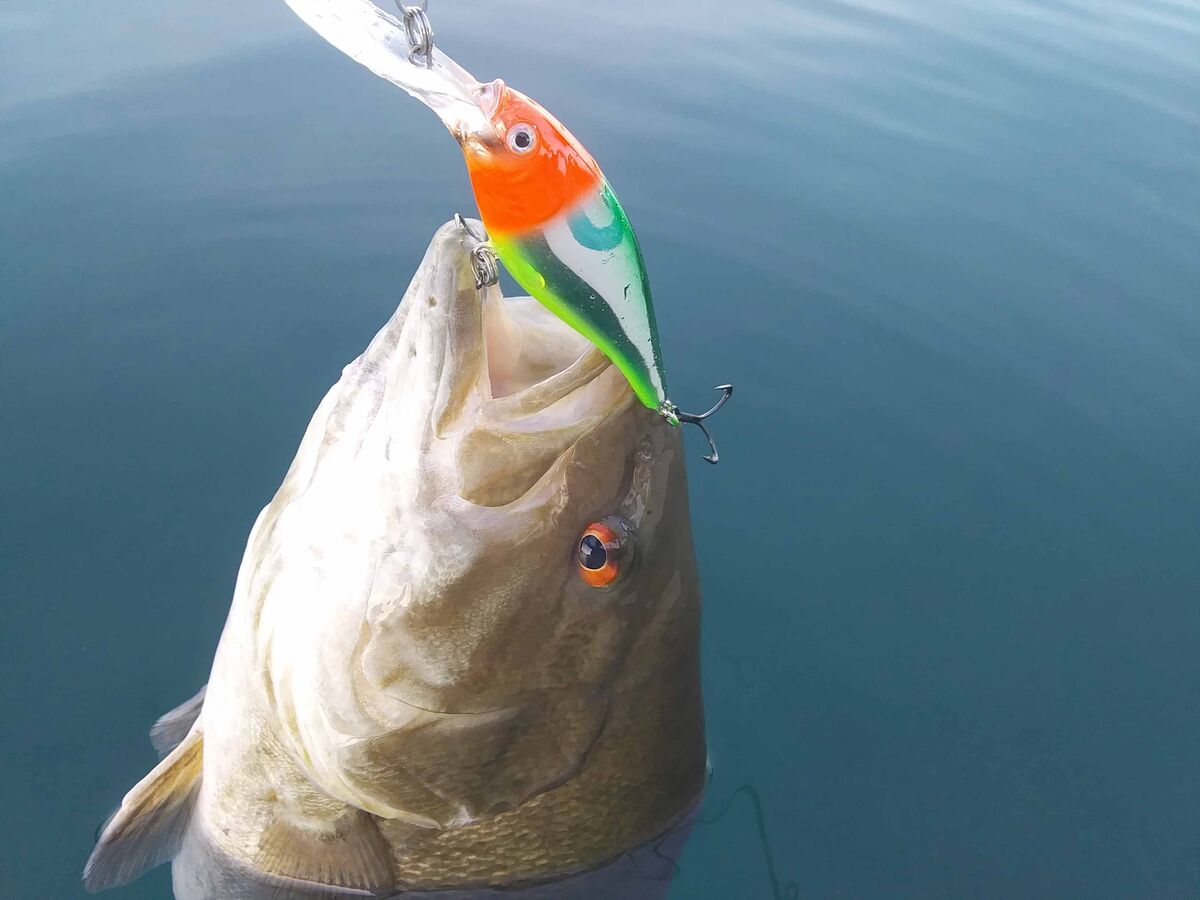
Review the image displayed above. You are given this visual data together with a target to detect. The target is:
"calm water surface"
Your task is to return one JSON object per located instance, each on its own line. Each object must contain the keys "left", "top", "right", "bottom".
{"left": 3, "top": 0, "right": 1199, "bottom": 897}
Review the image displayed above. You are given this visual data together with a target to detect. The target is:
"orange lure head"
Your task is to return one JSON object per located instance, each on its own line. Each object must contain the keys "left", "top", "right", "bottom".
{"left": 458, "top": 81, "right": 602, "bottom": 235}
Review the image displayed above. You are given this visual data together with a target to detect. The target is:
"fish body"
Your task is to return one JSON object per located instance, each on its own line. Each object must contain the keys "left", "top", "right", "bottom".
{"left": 84, "top": 220, "right": 706, "bottom": 897}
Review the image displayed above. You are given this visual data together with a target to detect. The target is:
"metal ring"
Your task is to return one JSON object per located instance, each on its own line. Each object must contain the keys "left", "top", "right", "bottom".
{"left": 398, "top": 2, "right": 434, "bottom": 67}
{"left": 470, "top": 245, "right": 500, "bottom": 290}
{"left": 454, "top": 213, "right": 499, "bottom": 289}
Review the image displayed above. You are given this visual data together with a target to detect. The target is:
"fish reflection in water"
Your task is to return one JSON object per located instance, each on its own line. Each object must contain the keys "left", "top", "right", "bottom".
{"left": 84, "top": 220, "right": 706, "bottom": 899}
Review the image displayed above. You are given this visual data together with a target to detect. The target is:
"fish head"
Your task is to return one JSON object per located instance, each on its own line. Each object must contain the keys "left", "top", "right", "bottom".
{"left": 240, "top": 219, "right": 699, "bottom": 827}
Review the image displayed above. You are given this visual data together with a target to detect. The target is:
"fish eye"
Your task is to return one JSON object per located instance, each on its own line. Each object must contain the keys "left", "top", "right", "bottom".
{"left": 506, "top": 122, "right": 537, "bottom": 155}
{"left": 576, "top": 517, "right": 633, "bottom": 588}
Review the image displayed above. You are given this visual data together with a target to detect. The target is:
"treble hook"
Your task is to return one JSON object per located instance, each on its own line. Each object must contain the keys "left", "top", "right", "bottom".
{"left": 665, "top": 384, "right": 734, "bottom": 465}
{"left": 398, "top": 0, "right": 434, "bottom": 68}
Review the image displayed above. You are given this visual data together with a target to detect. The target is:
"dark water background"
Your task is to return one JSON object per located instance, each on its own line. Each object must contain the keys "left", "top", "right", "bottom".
{"left": 3, "top": 0, "right": 1199, "bottom": 896}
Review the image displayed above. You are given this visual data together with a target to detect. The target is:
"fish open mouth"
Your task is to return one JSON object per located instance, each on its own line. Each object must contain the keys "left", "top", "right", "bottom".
{"left": 400, "top": 217, "right": 633, "bottom": 443}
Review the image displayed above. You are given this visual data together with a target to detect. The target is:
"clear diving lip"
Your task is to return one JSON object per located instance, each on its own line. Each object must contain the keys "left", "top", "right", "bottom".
{"left": 282, "top": 0, "right": 496, "bottom": 137}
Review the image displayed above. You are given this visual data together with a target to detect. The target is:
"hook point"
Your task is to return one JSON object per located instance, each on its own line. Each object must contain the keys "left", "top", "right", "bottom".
{"left": 670, "top": 384, "right": 734, "bottom": 465}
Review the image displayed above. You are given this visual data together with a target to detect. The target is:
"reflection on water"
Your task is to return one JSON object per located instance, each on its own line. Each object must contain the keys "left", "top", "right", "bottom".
{"left": 2, "top": 0, "right": 1198, "bottom": 897}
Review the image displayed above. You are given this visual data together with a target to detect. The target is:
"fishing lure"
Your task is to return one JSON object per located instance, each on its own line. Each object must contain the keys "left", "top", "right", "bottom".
{"left": 284, "top": 0, "right": 732, "bottom": 460}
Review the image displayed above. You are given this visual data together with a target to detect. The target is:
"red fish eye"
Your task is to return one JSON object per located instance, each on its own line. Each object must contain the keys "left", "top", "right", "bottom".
{"left": 577, "top": 518, "right": 632, "bottom": 587}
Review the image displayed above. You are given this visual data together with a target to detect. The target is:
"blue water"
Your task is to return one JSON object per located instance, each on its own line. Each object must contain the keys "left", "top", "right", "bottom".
{"left": 3, "top": 0, "right": 1199, "bottom": 897}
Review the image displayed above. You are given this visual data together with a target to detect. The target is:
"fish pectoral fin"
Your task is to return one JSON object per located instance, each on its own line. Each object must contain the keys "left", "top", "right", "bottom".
{"left": 253, "top": 809, "right": 395, "bottom": 896}
{"left": 149, "top": 684, "right": 207, "bottom": 758}
{"left": 83, "top": 724, "right": 202, "bottom": 892}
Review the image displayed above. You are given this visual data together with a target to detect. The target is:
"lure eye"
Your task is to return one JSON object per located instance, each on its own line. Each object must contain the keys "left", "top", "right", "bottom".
{"left": 506, "top": 122, "right": 537, "bottom": 155}
{"left": 576, "top": 518, "right": 633, "bottom": 588}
